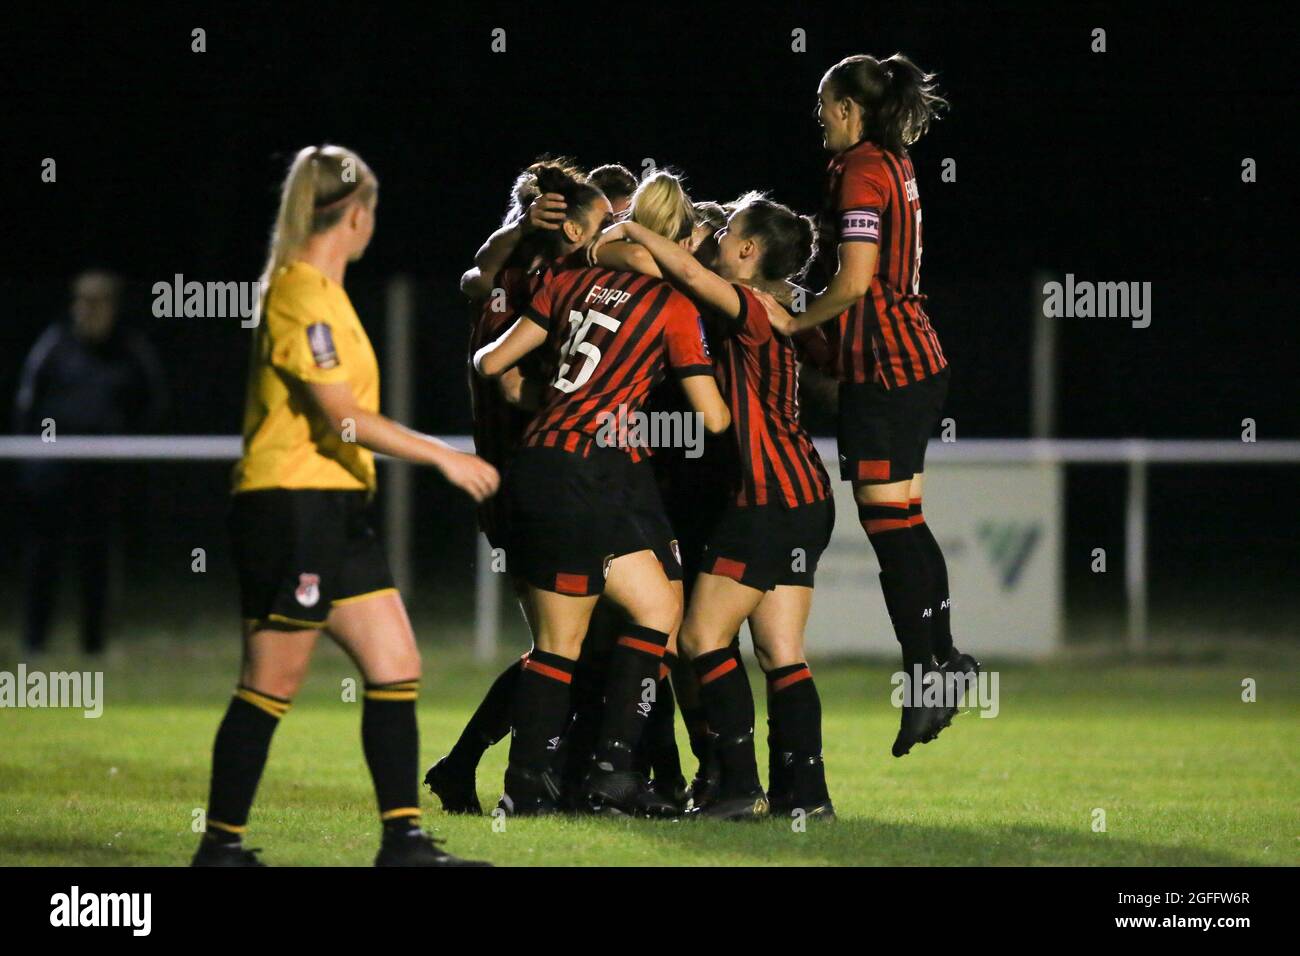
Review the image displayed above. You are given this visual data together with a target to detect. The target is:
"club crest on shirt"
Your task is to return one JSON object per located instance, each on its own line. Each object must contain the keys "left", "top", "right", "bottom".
{"left": 306, "top": 322, "right": 339, "bottom": 369}
{"left": 295, "top": 573, "right": 321, "bottom": 607}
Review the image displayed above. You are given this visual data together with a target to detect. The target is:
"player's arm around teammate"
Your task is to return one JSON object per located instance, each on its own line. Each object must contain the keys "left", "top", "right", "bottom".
{"left": 193, "top": 146, "right": 496, "bottom": 868}
{"left": 590, "top": 195, "right": 836, "bottom": 818}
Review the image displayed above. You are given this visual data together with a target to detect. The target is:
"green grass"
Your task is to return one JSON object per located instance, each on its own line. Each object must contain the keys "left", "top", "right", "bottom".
{"left": 0, "top": 634, "right": 1296, "bottom": 866}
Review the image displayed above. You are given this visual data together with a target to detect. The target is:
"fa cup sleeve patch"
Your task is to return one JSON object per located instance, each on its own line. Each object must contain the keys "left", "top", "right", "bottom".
{"left": 306, "top": 322, "right": 339, "bottom": 369}
{"left": 840, "top": 208, "right": 881, "bottom": 243}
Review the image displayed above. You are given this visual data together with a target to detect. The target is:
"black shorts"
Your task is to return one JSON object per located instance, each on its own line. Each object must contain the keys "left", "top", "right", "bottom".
{"left": 230, "top": 489, "right": 396, "bottom": 629}
{"left": 698, "top": 498, "right": 835, "bottom": 591}
{"left": 507, "top": 446, "right": 657, "bottom": 596}
{"left": 623, "top": 455, "right": 683, "bottom": 583}
{"left": 837, "top": 367, "right": 950, "bottom": 484}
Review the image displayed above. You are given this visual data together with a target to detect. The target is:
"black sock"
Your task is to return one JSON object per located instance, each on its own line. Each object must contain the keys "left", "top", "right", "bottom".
{"left": 362, "top": 680, "right": 422, "bottom": 834}
{"left": 766, "top": 662, "right": 828, "bottom": 803}
{"left": 682, "top": 704, "right": 711, "bottom": 765}
{"left": 641, "top": 651, "right": 682, "bottom": 782}
{"left": 593, "top": 624, "right": 670, "bottom": 770}
{"left": 508, "top": 650, "right": 575, "bottom": 774}
{"left": 446, "top": 659, "right": 522, "bottom": 772}
{"left": 860, "top": 500, "right": 934, "bottom": 670}
{"left": 204, "top": 685, "right": 290, "bottom": 843}
{"left": 909, "top": 499, "right": 954, "bottom": 663}
{"left": 693, "top": 645, "right": 760, "bottom": 794}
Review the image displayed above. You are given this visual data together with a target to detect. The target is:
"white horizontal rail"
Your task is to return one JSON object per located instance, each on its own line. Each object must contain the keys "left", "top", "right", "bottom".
{"left": 3, "top": 434, "right": 1294, "bottom": 655}
{"left": 1, "top": 435, "right": 1297, "bottom": 463}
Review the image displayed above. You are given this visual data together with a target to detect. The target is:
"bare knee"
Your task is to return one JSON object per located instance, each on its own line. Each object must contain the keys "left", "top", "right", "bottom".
{"left": 242, "top": 654, "right": 311, "bottom": 700}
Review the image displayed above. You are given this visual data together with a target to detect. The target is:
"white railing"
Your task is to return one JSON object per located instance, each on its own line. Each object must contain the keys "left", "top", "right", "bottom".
{"left": 2, "top": 436, "right": 1297, "bottom": 656}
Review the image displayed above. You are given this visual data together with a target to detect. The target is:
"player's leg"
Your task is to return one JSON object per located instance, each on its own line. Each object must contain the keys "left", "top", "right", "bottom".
{"left": 581, "top": 549, "right": 681, "bottom": 814}
{"left": 641, "top": 579, "right": 687, "bottom": 807}
{"left": 749, "top": 586, "right": 833, "bottom": 818}
{"left": 427, "top": 575, "right": 530, "bottom": 814}
{"left": 193, "top": 623, "right": 317, "bottom": 866}
{"left": 678, "top": 571, "right": 767, "bottom": 818}
{"left": 500, "top": 585, "right": 598, "bottom": 813}
{"left": 327, "top": 590, "right": 489, "bottom": 866}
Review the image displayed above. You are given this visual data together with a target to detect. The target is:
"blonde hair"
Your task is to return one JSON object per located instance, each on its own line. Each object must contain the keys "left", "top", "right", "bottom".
{"left": 259, "top": 145, "right": 377, "bottom": 289}
{"left": 628, "top": 170, "right": 694, "bottom": 241}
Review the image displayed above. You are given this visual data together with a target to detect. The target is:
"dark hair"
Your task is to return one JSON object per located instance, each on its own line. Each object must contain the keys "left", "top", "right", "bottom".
{"left": 504, "top": 156, "right": 586, "bottom": 225}
{"left": 823, "top": 53, "right": 948, "bottom": 154}
{"left": 508, "top": 159, "right": 606, "bottom": 261}
{"left": 730, "top": 192, "right": 817, "bottom": 282}
{"left": 587, "top": 164, "right": 638, "bottom": 202}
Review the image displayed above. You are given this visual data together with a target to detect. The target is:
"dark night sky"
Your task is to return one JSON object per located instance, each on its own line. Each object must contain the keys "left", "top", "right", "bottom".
{"left": 3, "top": 1, "right": 1297, "bottom": 440}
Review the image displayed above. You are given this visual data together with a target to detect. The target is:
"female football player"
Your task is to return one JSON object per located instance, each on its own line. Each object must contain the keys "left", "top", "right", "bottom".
{"left": 763, "top": 54, "right": 979, "bottom": 757}
{"left": 475, "top": 165, "right": 731, "bottom": 816}
{"left": 191, "top": 145, "right": 498, "bottom": 867}
{"left": 590, "top": 192, "right": 835, "bottom": 820}
{"left": 427, "top": 167, "right": 702, "bottom": 818}
{"left": 425, "top": 160, "right": 581, "bottom": 815}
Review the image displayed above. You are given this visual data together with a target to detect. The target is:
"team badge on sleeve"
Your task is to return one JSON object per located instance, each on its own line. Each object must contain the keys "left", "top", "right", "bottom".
{"left": 306, "top": 322, "right": 339, "bottom": 369}
{"left": 840, "top": 208, "right": 881, "bottom": 242}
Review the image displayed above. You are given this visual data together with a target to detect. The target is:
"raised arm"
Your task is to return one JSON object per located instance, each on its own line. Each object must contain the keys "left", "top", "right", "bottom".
{"left": 460, "top": 193, "right": 567, "bottom": 300}
{"left": 591, "top": 221, "right": 739, "bottom": 318}
{"left": 780, "top": 240, "right": 875, "bottom": 334}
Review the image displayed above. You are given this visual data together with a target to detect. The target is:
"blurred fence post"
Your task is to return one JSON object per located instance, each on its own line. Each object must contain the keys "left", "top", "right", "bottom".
{"left": 1031, "top": 272, "right": 1056, "bottom": 439}
{"left": 384, "top": 276, "right": 414, "bottom": 593}
{"left": 474, "top": 533, "right": 500, "bottom": 663}
{"left": 1125, "top": 454, "right": 1148, "bottom": 650}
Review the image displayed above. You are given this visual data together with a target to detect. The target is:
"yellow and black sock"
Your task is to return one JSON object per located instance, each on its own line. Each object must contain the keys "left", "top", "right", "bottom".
{"left": 362, "top": 679, "right": 422, "bottom": 835}
{"left": 204, "top": 685, "right": 291, "bottom": 844}
{"left": 594, "top": 624, "right": 670, "bottom": 770}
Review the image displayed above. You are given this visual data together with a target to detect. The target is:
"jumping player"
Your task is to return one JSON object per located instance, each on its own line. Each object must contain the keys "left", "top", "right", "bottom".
{"left": 192, "top": 145, "right": 498, "bottom": 867}
{"left": 763, "top": 54, "right": 980, "bottom": 756}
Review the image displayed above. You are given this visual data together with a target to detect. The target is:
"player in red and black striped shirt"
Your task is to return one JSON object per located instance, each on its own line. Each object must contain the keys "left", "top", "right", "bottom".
{"left": 766, "top": 54, "right": 980, "bottom": 758}
{"left": 424, "top": 161, "right": 584, "bottom": 815}
{"left": 590, "top": 192, "right": 837, "bottom": 820}
{"left": 474, "top": 166, "right": 730, "bottom": 816}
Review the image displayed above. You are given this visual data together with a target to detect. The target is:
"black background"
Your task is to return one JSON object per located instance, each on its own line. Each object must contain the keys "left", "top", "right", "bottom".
{"left": 1, "top": 1, "right": 1295, "bottom": 636}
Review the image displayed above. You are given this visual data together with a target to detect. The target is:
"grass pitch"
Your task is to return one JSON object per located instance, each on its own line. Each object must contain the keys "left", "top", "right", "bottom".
{"left": 0, "top": 633, "right": 1295, "bottom": 867}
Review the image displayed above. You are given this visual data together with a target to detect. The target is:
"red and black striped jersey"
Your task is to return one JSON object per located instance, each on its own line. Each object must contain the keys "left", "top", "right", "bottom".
{"left": 520, "top": 267, "right": 713, "bottom": 457}
{"left": 466, "top": 262, "right": 558, "bottom": 472}
{"left": 819, "top": 140, "right": 947, "bottom": 388}
{"left": 714, "top": 284, "right": 831, "bottom": 509}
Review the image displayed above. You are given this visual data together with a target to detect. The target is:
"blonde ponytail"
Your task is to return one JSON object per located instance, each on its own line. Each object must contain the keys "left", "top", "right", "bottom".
{"left": 259, "top": 144, "right": 377, "bottom": 290}
{"left": 629, "top": 170, "right": 695, "bottom": 241}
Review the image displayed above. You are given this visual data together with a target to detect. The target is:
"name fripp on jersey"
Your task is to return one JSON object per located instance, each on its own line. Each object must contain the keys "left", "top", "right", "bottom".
{"left": 585, "top": 285, "right": 632, "bottom": 310}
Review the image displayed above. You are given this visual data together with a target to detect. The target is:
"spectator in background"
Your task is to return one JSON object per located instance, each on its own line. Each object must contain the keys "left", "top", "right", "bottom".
{"left": 13, "top": 269, "right": 167, "bottom": 655}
